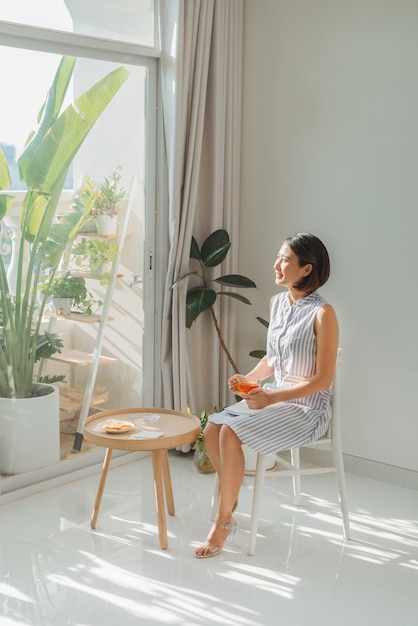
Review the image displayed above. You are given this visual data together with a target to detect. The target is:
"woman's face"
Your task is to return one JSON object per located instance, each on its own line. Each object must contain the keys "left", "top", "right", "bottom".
{"left": 273, "top": 242, "right": 311, "bottom": 289}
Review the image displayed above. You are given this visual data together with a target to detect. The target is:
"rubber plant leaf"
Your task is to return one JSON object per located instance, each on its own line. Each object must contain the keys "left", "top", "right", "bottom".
{"left": 186, "top": 306, "right": 199, "bottom": 329}
{"left": 256, "top": 316, "right": 269, "bottom": 329}
{"left": 186, "top": 286, "right": 217, "bottom": 314}
{"left": 215, "top": 274, "right": 257, "bottom": 288}
{"left": 250, "top": 350, "right": 267, "bottom": 359}
{"left": 201, "top": 229, "right": 231, "bottom": 267}
{"left": 217, "top": 291, "right": 252, "bottom": 305}
{"left": 190, "top": 236, "right": 201, "bottom": 261}
{"left": 170, "top": 270, "right": 199, "bottom": 289}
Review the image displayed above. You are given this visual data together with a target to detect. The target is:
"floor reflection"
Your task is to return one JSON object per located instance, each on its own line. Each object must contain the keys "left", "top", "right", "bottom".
{"left": 1, "top": 451, "right": 418, "bottom": 625}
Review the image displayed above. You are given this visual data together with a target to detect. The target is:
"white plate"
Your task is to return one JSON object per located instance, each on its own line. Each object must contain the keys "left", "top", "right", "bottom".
{"left": 101, "top": 420, "right": 135, "bottom": 434}
{"left": 135, "top": 413, "right": 160, "bottom": 425}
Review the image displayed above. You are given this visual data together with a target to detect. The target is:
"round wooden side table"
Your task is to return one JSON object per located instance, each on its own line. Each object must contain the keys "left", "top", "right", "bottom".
{"left": 83, "top": 407, "right": 200, "bottom": 549}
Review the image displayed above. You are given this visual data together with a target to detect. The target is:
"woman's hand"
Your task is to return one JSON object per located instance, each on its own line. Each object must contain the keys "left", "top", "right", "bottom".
{"left": 244, "top": 386, "right": 273, "bottom": 410}
{"left": 228, "top": 374, "right": 248, "bottom": 393}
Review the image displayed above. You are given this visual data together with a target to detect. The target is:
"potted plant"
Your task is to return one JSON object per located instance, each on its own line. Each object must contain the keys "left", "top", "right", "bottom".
{"left": 70, "top": 237, "right": 120, "bottom": 279}
{"left": 46, "top": 273, "right": 88, "bottom": 315}
{"left": 191, "top": 407, "right": 219, "bottom": 474}
{"left": 0, "top": 56, "right": 129, "bottom": 474}
{"left": 171, "top": 228, "right": 256, "bottom": 373}
{"left": 43, "top": 273, "right": 102, "bottom": 316}
{"left": 173, "top": 230, "right": 257, "bottom": 472}
{"left": 83, "top": 165, "right": 126, "bottom": 235}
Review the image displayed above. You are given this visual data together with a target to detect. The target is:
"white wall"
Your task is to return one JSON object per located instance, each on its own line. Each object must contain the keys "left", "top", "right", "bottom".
{"left": 239, "top": 0, "right": 418, "bottom": 476}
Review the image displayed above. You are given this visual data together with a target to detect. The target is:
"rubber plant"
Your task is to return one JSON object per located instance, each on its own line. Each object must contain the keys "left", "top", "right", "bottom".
{"left": 171, "top": 229, "right": 256, "bottom": 373}
{"left": 0, "top": 56, "right": 129, "bottom": 398}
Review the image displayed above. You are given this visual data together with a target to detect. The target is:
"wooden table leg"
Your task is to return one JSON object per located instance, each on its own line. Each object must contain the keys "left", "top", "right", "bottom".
{"left": 161, "top": 449, "right": 175, "bottom": 516}
{"left": 152, "top": 450, "right": 168, "bottom": 549}
{"left": 91, "top": 448, "right": 113, "bottom": 529}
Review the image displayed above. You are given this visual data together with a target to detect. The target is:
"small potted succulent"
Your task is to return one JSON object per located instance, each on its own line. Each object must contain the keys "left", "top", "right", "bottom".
{"left": 86, "top": 165, "right": 126, "bottom": 235}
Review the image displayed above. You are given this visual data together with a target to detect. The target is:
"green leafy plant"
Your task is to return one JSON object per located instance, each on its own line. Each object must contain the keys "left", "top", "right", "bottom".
{"left": 41, "top": 273, "right": 103, "bottom": 316}
{"left": 71, "top": 237, "right": 119, "bottom": 279}
{"left": 0, "top": 56, "right": 129, "bottom": 398}
{"left": 72, "top": 164, "right": 126, "bottom": 224}
{"left": 187, "top": 405, "right": 219, "bottom": 473}
{"left": 196, "top": 409, "right": 212, "bottom": 452}
{"left": 48, "top": 273, "right": 87, "bottom": 302}
{"left": 171, "top": 229, "right": 256, "bottom": 373}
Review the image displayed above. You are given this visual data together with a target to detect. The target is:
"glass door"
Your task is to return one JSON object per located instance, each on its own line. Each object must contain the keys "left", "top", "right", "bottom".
{"left": 0, "top": 43, "right": 157, "bottom": 495}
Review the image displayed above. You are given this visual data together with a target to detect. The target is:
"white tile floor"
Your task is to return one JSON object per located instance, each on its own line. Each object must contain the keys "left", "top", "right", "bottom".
{"left": 1, "top": 450, "right": 418, "bottom": 626}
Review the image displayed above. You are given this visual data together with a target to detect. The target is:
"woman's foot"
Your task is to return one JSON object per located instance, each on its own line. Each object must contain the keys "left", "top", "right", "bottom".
{"left": 195, "top": 519, "right": 237, "bottom": 559}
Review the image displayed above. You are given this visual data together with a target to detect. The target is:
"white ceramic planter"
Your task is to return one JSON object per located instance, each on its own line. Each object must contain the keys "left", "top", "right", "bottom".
{"left": 96, "top": 215, "right": 117, "bottom": 235}
{"left": 0, "top": 384, "right": 60, "bottom": 474}
{"left": 53, "top": 297, "right": 73, "bottom": 315}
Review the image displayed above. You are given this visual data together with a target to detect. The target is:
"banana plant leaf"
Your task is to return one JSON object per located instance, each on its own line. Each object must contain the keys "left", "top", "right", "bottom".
{"left": 0, "top": 149, "right": 13, "bottom": 219}
{"left": 0, "top": 56, "right": 129, "bottom": 399}
{"left": 19, "top": 60, "right": 129, "bottom": 242}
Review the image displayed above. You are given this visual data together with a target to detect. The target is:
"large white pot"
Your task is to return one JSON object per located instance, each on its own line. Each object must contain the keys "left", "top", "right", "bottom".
{"left": 0, "top": 384, "right": 60, "bottom": 474}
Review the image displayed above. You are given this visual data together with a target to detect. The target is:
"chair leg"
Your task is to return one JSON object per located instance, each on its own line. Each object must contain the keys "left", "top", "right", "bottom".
{"left": 248, "top": 453, "right": 270, "bottom": 556}
{"left": 290, "top": 447, "right": 301, "bottom": 505}
{"left": 332, "top": 442, "right": 351, "bottom": 540}
{"left": 210, "top": 474, "right": 220, "bottom": 521}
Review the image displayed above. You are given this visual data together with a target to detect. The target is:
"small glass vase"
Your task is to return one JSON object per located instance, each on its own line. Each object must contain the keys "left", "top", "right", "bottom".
{"left": 193, "top": 446, "right": 216, "bottom": 474}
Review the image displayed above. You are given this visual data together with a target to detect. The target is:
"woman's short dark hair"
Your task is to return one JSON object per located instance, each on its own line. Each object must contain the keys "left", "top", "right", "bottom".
{"left": 286, "top": 233, "right": 330, "bottom": 293}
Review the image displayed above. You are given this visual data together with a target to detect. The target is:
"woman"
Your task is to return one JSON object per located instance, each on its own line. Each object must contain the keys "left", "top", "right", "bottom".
{"left": 195, "top": 233, "right": 339, "bottom": 558}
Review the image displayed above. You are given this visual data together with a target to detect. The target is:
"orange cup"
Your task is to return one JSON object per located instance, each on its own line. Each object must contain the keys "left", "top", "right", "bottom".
{"left": 236, "top": 381, "right": 259, "bottom": 395}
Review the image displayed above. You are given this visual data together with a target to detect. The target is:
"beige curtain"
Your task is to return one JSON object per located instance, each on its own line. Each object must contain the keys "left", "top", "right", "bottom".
{"left": 159, "top": 0, "right": 244, "bottom": 416}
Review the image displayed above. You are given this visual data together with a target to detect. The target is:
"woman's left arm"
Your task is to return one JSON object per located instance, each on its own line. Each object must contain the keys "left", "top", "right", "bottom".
{"left": 245, "top": 304, "right": 339, "bottom": 409}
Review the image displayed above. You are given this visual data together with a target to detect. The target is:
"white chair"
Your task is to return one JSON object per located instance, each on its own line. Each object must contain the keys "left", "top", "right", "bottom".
{"left": 211, "top": 349, "right": 351, "bottom": 555}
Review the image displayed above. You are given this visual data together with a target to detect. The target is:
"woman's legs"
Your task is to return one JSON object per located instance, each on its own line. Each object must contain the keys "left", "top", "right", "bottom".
{"left": 195, "top": 423, "right": 245, "bottom": 557}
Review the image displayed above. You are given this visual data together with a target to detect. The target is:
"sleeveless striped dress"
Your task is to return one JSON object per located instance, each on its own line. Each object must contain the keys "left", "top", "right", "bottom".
{"left": 208, "top": 291, "right": 333, "bottom": 454}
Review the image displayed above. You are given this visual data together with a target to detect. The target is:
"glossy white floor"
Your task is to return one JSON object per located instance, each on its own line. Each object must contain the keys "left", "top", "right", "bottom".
{"left": 1, "top": 450, "right": 418, "bottom": 626}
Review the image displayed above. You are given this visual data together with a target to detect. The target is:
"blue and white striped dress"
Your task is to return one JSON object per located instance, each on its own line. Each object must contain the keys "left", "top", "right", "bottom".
{"left": 208, "top": 291, "right": 333, "bottom": 454}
